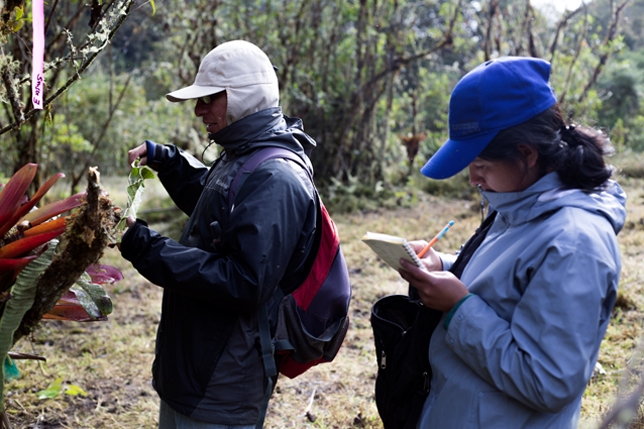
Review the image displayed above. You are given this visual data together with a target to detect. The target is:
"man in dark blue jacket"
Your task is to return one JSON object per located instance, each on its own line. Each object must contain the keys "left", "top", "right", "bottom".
{"left": 120, "top": 40, "right": 319, "bottom": 428}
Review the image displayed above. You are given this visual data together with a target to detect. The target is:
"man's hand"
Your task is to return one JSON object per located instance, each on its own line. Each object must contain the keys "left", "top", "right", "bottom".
{"left": 128, "top": 143, "right": 148, "bottom": 166}
{"left": 399, "top": 259, "right": 469, "bottom": 312}
{"left": 113, "top": 216, "right": 137, "bottom": 251}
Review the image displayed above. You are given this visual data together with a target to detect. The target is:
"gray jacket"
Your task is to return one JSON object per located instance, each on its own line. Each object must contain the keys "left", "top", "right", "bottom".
{"left": 423, "top": 172, "right": 626, "bottom": 428}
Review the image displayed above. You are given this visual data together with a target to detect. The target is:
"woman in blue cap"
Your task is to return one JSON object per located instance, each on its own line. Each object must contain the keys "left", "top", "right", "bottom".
{"left": 398, "top": 57, "right": 626, "bottom": 428}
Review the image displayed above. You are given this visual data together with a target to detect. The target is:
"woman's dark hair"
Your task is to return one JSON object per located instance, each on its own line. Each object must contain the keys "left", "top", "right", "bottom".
{"left": 478, "top": 104, "right": 615, "bottom": 191}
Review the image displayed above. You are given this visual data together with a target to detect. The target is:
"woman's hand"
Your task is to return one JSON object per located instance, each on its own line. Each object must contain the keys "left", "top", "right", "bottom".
{"left": 407, "top": 240, "right": 442, "bottom": 272}
{"left": 399, "top": 259, "right": 469, "bottom": 312}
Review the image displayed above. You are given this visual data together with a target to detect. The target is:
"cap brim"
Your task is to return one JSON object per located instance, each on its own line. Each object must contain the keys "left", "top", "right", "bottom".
{"left": 420, "top": 130, "right": 498, "bottom": 179}
{"left": 165, "top": 84, "right": 226, "bottom": 102}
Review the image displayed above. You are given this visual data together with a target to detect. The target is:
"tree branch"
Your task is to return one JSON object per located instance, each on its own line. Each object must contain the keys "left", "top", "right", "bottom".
{"left": 0, "top": 0, "right": 138, "bottom": 136}
{"left": 578, "top": 0, "right": 630, "bottom": 103}
{"left": 549, "top": 4, "right": 585, "bottom": 64}
{"left": 483, "top": 0, "right": 499, "bottom": 61}
{"left": 0, "top": 63, "right": 24, "bottom": 127}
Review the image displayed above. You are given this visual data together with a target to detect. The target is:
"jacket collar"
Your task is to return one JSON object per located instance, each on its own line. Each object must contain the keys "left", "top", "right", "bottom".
{"left": 482, "top": 172, "right": 626, "bottom": 233}
{"left": 207, "top": 107, "right": 317, "bottom": 159}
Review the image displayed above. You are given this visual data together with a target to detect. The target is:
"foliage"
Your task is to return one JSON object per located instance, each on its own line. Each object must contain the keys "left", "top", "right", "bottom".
{"left": 0, "top": 0, "right": 642, "bottom": 426}
{"left": 1, "top": 0, "right": 642, "bottom": 195}
{"left": 0, "top": 164, "right": 122, "bottom": 425}
{"left": 36, "top": 377, "right": 87, "bottom": 400}
{"left": 115, "top": 160, "right": 156, "bottom": 232}
{"left": 52, "top": 0, "right": 634, "bottom": 191}
{"left": 597, "top": 49, "right": 644, "bottom": 151}
{"left": 59, "top": 72, "right": 197, "bottom": 178}
{"left": 0, "top": 163, "right": 121, "bottom": 322}
{"left": 0, "top": 0, "right": 149, "bottom": 185}
{"left": 0, "top": 241, "right": 56, "bottom": 411}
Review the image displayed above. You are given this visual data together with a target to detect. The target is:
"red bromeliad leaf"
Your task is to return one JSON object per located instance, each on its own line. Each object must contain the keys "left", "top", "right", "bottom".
{"left": 22, "top": 216, "right": 67, "bottom": 238}
{"left": 42, "top": 291, "right": 106, "bottom": 322}
{"left": 0, "top": 173, "right": 65, "bottom": 238}
{"left": 0, "top": 230, "right": 64, "bottom": 259}
{"left": 0, "top": 164, "right": 37, "bottom": 234}
{"left": 84, "top": 264, "right": 124, "bottom": 284}
{"left": 0, "top": 256, "right": 38, "bottom": 274}
{"left": 20, "top": 192, "right": 86, "bottom": 227}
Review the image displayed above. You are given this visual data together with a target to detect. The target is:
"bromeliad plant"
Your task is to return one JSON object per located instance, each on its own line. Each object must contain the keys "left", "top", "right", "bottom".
{"left": 0, "top": 163, "right": 122, "bottom": 426}
{"left": 0, "top": 164, "right": 83, "bottom": 296}
{"left": 0, "top": 163, "right": 120, "bottom": 322}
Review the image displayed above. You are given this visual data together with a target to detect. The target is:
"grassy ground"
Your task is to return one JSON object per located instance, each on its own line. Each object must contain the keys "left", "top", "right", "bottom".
{"left": 4, "top": 154, "right": 644, "bottom": 429}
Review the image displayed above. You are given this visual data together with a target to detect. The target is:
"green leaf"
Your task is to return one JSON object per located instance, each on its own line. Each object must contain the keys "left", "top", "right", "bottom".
{"left": 37, "top": 377, "right": 63, "bottom": 399}
{"left": 12, "top": 19, "right": 24, "bottom": 32}
{"left": 64, "top": 384, "right": 88, "bottom": 396}
{"left": 115, "top": 160, "right": 156, "bottom": 233}
{"left": 140, "top": 167, "right": 156, "bottom": 180}
{"left": 72, "top": 273, "right": 113, "bottom": 317}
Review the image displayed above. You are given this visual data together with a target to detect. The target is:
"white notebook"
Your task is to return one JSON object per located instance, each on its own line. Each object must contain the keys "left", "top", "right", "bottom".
{"left": 361, "top": 231, "right": 423, "bottom": 271}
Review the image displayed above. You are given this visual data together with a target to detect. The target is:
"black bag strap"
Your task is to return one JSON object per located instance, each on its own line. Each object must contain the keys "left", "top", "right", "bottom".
{"left": 255, "top": 287, "right": 284, "bottom": 429}
{"left": 449, "top": 210, "right": 497, "bottom": 279}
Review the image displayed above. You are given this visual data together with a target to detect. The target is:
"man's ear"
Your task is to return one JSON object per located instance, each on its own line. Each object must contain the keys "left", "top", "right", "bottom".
{"left": 518, "top": 144, "right": 539, "bottom": 168}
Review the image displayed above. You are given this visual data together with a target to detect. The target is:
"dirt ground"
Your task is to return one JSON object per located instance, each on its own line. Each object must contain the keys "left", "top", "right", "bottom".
{"left": 4, "top": 173, "right": 644, "bottom": 429}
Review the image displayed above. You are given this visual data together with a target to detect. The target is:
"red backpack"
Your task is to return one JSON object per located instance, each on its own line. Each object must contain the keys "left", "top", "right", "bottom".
{"left": 228, "top": 147, "right": 352, "bottom": 426}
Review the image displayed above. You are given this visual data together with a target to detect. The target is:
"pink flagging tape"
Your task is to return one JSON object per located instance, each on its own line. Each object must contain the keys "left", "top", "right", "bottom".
{"left": 31, "top": 0, "right": 45, "bottom": 110}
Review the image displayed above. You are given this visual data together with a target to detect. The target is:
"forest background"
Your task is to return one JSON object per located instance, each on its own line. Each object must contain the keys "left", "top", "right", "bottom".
{"left": 2, "top": 0, "right": 644, "bottom": 428}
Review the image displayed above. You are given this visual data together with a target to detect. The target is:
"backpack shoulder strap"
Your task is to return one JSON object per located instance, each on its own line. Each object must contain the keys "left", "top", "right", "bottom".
{"left": 228, "top": 147, "right": 311, "bottom": 209}
{"left": 229, "top": 147, "right": 322, "bottom": 296}
{"left": 230, "top": 148, "right": 315, "bottom": 429}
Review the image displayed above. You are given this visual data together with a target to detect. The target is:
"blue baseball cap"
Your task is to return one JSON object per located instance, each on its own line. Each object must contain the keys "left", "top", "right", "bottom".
{"left": 421, "top": 57, "right": 557, "bottom": 179}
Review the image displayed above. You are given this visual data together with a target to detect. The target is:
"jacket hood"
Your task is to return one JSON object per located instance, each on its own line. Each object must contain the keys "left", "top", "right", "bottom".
{"left": 225, "top": 79, "right": 279, "bottom": 126}
{"left": 482, "top": 172, "right": 627, "bottom": 234}
{"left": 208, "top": 107, "right": 317, "bottom": 159}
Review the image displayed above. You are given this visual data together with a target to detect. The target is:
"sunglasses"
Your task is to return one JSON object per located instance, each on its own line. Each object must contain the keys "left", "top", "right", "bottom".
{"left": 198, "top": 91, "right": 226, "bottom": 105}
{"left": 198, "top": 94, "right": 215, "bottom": 105}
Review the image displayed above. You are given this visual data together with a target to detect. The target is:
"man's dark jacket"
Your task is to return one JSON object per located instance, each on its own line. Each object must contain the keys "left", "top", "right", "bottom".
{"left": 120, "top": 107, "right": 318, "bottom": 425}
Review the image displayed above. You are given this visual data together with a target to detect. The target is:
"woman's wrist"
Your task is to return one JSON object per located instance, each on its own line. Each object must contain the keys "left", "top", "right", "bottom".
{"left": 443, "top": 293, "right": 474, "bottom": 330}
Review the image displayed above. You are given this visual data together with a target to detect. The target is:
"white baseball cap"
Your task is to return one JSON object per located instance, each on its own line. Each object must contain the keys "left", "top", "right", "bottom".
{"left": 166, "top": 40, "right": 279, "bottom": 102}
